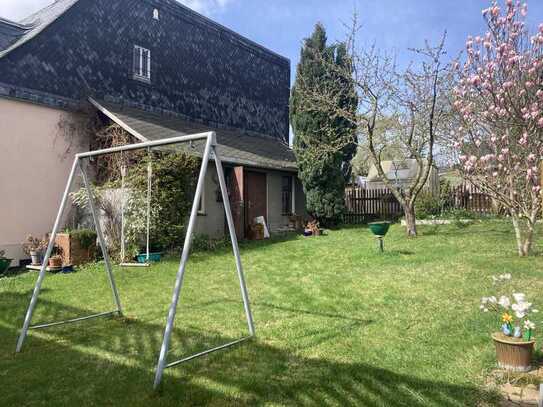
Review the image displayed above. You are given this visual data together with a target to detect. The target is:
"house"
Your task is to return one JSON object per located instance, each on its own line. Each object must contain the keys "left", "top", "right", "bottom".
{"left": 0, "top": 0, "right": 305, "bottom": 267}
{"left": 366, "top": 159, "right": 440, "bottom": 195}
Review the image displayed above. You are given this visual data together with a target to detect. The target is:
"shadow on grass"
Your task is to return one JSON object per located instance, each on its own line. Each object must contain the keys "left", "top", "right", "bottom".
{"left": 0, "top": 291, "right": 498, "bottom": 406}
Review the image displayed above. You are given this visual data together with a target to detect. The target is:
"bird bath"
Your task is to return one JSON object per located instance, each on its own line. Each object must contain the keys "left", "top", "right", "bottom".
{"left": 368, "top": 222, "right": 391, "bottom": 252}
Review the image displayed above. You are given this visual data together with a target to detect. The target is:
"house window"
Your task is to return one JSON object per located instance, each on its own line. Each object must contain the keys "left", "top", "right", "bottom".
{"left": 282, "top": 176, "right": 294, "bottom": 215}
{"left": 133, "top": 45, "right": 151, "bottom": 82}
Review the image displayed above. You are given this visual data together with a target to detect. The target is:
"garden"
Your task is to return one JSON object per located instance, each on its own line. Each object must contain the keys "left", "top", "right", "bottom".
{"left": 2, "top": 1, "right": 543, "bottom": 406}
{"left": 1, "top": 221, "right": 541, "bottom": 406}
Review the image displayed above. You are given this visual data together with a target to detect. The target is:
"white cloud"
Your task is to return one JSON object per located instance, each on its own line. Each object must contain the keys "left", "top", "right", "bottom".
{"left": 0, "top": 0, "right": 233, "bottom": 22}
{"left": 1, "top": 0, "right": 53, "bottom": 22}
{"left": 177, "top": 0, "right": 234, "bottom": 16}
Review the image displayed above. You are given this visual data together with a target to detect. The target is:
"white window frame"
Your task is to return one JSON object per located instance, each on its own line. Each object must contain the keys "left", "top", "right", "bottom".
{"left": 133, "top": 45, "right": 151, "bottom": 82}
{"left": 198, "top": 182, "right": 206, "bottom": 215}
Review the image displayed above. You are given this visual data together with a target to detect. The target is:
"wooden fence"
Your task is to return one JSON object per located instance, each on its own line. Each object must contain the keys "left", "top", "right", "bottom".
{"left": 344, "top": 184, "right": 494, "bottom": 224}
{"left": 344, "top": 187, "right": 403, "bottom": 224}
{"left": 449, "top": 184, "right": 494, "bottom": 214}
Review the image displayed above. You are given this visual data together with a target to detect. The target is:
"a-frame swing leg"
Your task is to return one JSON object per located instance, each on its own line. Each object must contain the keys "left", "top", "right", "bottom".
{"left": 15, "top": 157, "right": 123, "bottom": 353}
{"left": 79, "top": 159, "right": 123, "bottom": 315}
{"left": 153, "top": 135, "right": 255, "bottom": 389}
{"left": 213, "top": 148, "right": 255, "bottom": 336}
{"left": 16, "top": 157, "right": 80, "bottom": 353}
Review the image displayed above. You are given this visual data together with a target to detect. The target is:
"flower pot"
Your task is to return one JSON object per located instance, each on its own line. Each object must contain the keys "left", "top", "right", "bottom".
{"left": 0, "top": 258, "right": 12, "bottom": 274}
{"left": 48, "top": 257, "right": 63, "bottom": 268}
{"left": 30, "top": 251, "right": 41, "bottom": 266}
{"left": 136, "top": 253, "right": 162, "bottom": 263}
{"left": 492, "top": 332, "right": 535, "bottom": 372}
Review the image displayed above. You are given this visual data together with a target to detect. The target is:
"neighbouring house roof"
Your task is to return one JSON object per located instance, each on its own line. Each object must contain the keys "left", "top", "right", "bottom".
{"left": 367, "top": 159, "right": 423, "bottom": 182}
{"left": 0, "top": 0, "right": 78, "bottom": 57}
{"left": 90, "top": 99, "right": 297, "bottom": 172}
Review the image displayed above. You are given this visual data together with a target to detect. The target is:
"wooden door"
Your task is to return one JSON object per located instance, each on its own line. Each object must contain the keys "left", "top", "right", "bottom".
{"left": 228, "top": 166, "right": 245, "bottom": 239}
{"left": 244, "top": 171, "right": 267, "bottom": 235}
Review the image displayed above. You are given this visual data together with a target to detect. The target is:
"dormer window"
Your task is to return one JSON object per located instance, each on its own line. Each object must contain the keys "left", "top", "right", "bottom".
{"left": 133, "top": 45, "right": 151, "bottom": 82}
{"left": 153, "top": 9, "right": 160, "bottom": 20}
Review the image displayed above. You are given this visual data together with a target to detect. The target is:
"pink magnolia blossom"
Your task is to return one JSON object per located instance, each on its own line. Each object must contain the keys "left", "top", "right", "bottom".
{"left": 453, "top": 0, "right": 542, "bottom": 256}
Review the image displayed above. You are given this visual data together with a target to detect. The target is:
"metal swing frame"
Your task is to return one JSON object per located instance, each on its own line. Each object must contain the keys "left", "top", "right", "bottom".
{"left": 15, "top": 132, "right": 256, "bottom": 390}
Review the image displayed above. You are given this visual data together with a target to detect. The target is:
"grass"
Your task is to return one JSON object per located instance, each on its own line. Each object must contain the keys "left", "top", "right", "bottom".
{"left": 1, "top": 221, "right": 542, "bottom": 406}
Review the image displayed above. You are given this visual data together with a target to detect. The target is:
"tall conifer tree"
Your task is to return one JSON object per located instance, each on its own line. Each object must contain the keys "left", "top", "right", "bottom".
{"left": 290, "top": 24, "right": 357, "bottom": 225}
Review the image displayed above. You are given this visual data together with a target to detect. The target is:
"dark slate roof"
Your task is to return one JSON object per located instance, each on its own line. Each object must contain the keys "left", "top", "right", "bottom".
{"left": 91, "top": 99, "right": 297, "bottom": 172}
{"left": 0, "top": 0, "right": 78, "bottom": 58}
{"left": 0, "top": 0, "right": 290, "bottom": 141}
{"left": 0, "top": 18, "right": 32, "bottom": 51}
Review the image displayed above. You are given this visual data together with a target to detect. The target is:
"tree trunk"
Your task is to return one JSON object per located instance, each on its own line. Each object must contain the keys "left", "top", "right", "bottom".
{"left": 404, "top": 203, "right": 417, "bottom": 237}
{"left": 510, "top": 212, "right": 536, "bottom": 257}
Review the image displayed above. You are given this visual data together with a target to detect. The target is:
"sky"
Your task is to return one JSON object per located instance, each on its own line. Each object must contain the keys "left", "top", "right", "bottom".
{"left": 2, "top": 0, "right": 543, "bottom": 83}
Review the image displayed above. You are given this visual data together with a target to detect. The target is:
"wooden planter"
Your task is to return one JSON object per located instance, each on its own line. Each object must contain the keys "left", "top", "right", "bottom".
{"left": 55, "top": 233, "right": 96, "bottom": 266}
{"left": 492, "top": 333, "right": 535, "bottom": 372}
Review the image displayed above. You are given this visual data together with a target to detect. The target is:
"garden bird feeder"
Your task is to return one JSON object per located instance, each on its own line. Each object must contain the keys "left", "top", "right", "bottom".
{"left": 369, "top": 221, "right": 391, "bottom": 252}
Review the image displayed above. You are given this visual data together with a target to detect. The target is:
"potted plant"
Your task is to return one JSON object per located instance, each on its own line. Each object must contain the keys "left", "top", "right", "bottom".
{"left": 22, "top": 234, "right": 48, "bottom": 266}
{"left": 48, "top": 255, "right": 63, "bottom": 268}
{"left": 0, "top": 250, "right": 13, "bottom": 274}
{"left": 480, "top": 274, "right": 538, "bottom": 372}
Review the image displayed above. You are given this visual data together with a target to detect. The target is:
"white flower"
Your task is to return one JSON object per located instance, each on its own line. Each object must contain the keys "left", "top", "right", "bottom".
{"left": 498, "top": 296, "right": 511, "bottom": 309}
{"left": 513, "top": 293, "right": 526, "bottom": 303}
{"left": 492, "top": 274, "right": 512, "bottom": 283}
{"left": 488, "top": 296, "right": 497, "bottom": 304}
{"left": 512, "top": 300, "right": 532, "bottom": 319}
{"left": 524, "top": 320, "right": 536, "bottom": 330}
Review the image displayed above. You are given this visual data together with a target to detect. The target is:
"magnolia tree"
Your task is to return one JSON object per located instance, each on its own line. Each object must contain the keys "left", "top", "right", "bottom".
{"left": 452, "top": 0, "right": 543, "bottom": 256}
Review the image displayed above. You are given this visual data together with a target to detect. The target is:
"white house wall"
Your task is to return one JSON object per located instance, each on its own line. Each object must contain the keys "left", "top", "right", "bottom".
{"left": 0, "top": 98, "right": 89, "bottom": 267}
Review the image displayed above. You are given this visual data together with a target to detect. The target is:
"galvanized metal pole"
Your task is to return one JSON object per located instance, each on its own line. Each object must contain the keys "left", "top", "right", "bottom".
{"left": 16, "top": 157, "right": 80, "bottom": 353}
{"left": 213, "top": 148, "right": 255, "bottom": 336}
{"left": 79, "top": 160, "right": 123, "bottom": 315}
{"left": 153, "top": 133, "right": 214, "bottom": 389}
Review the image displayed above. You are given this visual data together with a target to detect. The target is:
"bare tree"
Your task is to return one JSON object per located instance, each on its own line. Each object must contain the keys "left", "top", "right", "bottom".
{"left": 295, "top": 19, "right": 452, "bottom": 236}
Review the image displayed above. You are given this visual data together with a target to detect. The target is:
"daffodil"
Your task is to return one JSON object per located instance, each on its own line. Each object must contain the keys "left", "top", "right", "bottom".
{"left": 502, "top": 313, "right": 513, "bottom": 324}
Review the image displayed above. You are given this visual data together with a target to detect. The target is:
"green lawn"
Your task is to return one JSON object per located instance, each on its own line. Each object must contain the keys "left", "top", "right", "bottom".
{"left": 1, "top": 222, "right": 542, "bottom": 406}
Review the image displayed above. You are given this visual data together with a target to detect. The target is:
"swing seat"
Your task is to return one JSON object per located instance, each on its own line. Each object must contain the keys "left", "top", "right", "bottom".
{"left": 119, "top": 262, "right": 150, "bottom": 268}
